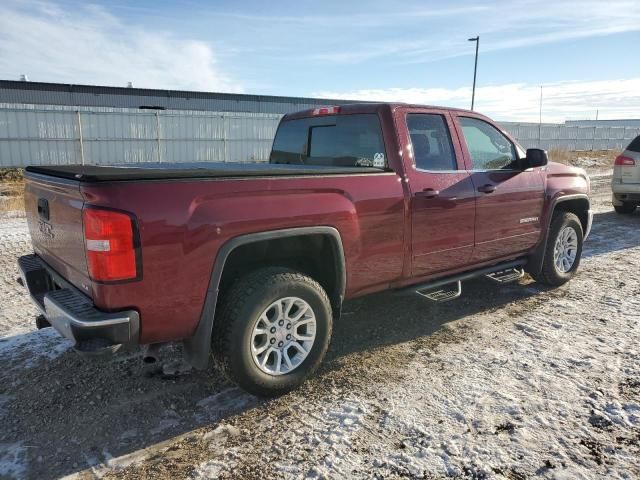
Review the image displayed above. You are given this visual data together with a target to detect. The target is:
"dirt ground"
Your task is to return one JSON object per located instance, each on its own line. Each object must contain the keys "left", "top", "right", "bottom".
{"left": 1, "top": 171, "right": 639, "bottom": 480}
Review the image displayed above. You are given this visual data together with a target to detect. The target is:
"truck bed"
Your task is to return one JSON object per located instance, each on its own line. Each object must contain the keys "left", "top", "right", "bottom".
{"left": 25, "top": 162, "right": 385, "bottom": 182}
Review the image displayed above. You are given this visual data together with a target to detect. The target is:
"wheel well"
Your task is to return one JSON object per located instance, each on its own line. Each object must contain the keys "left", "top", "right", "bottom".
{"left": 218, "top": 234, "right": 343, "bottom": 311}
{"left": 553, "top": 198, "right": 590, "bottom": 233}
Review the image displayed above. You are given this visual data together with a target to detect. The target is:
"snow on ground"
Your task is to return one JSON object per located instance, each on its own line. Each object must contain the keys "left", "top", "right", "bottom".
{"left": 0, "top": 178, "right": 639, "bottom": 479}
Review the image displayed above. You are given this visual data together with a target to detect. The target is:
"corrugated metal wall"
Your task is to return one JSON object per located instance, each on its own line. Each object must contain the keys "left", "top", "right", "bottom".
{"left": 499, "top": 122, "right": 640, "bottom": 151}
{"left": 1, "top": 104, "right": 639, "bottom": 167}
{"left": 0, "top": 105, "right": 281, "bottom": 166}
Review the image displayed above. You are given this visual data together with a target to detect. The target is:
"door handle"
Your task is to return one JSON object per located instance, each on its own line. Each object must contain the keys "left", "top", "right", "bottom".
{"left": 477, "top": 184, "right": 496, "bottom": 194}
{"left": 415, "top": 188, "right": 440, "bottom": 199}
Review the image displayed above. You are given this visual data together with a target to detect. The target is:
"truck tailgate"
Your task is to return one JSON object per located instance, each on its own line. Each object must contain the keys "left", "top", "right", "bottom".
{"left": 24, "top": 174, "right": 91, "bottom": 294}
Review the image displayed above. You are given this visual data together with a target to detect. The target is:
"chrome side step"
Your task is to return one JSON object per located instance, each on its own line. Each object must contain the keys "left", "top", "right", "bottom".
{"left": 398, "top": 258, "right": 528, "bottom": 303}
{"left": 416, "top": 281, "right": 462, "bottom": 302}
{"left": 486, "top": 268, "right": 524, "bottom": 284}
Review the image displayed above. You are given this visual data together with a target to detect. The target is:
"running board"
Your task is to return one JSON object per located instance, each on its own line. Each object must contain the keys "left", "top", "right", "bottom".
{"left": 398, "top": 258, "right": 528, "bottom": 301}
{"left": 416, "top": 281, "right": 461, "bottom": 302}
{"left": 486, "top": 267, "right": 524, "bottom": 284}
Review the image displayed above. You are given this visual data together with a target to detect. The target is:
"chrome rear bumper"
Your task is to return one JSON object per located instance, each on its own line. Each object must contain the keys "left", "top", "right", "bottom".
{"left": 17, "top": 254, "right": 139, "bottom": 347}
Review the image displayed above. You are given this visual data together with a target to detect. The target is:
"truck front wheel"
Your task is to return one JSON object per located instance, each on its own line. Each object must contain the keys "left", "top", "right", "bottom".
{"left": 533, "top": 211, "right": 584, "bottom": 286}
{"left": 212, "top": 267, "right": 332, "bottom": 397}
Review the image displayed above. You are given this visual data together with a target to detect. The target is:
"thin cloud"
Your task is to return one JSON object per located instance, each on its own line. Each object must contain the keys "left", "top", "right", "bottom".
{"left": 314, "top": 78, "right": 640, "bottom": 122}
{"left": 0, "top": 0, "right": 240, "bottom": 92}
{"left": 213, "top": 5, "right": 491, "bottom": 27}
{"left": 309, "top": 0, "right": 640, "bottom": 64}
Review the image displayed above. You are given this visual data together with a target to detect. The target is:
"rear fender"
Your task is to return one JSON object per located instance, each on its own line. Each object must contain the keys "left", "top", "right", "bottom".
{"left": 183, "top": 226, "right": 346, "bottom": 370}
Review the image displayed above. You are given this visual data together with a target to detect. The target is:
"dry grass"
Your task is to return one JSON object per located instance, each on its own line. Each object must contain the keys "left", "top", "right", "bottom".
{"left": 548, "top": 148, "right": 620, "bottom": 169}
{"left": 0, "top": 168, "right": 25, "bottom": 216}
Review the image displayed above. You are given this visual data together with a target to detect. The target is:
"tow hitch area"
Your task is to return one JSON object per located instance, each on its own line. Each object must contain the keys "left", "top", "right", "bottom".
{"left": 35, "top": 314, "right": 51, "bottom": 330}
{"left": 75, "top": 338, "right": 122, "bottom": 356}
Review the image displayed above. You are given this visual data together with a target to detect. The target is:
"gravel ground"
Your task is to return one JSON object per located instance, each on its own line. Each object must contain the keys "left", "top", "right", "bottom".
{"left": 1, "top": 174, "right": 639, "bottom": 480}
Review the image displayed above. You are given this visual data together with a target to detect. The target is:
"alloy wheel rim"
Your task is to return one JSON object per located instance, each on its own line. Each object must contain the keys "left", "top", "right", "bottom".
{"left": 553, "top": 226, "right": 578, "bottom": 273}
{"left": 250, "top": 297, "right": 316, "bottom": 376}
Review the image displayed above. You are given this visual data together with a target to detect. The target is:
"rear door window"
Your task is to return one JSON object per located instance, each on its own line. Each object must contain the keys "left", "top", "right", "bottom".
{"left": 270, "top": 114, "right": 387, "bottom": 168}
{"left": 407, "top": 114, "right": 457, "bottom": 171}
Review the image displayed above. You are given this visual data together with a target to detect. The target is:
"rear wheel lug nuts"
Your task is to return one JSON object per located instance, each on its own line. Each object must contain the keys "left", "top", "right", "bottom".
{"left": 278, "top": 320, "right": 284, "bottom": 326}
{"left": 270, "top": 338, "right": 276, "bottom": 344}
{"left": 286, "top": 324, "right": 291, "bottom": 330}
{"left": 286, "top": 334, "right": 291, "bottom": 340}
{"left": 278, "top": 341, "right": 284, "bottom": 347}
{"left": 270, "top": 327, "right": 276, "bottom": 333}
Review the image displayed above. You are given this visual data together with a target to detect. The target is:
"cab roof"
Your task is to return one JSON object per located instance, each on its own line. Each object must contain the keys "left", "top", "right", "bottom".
{"left": 282, "top": 102, "right": 478, "bottom": 121}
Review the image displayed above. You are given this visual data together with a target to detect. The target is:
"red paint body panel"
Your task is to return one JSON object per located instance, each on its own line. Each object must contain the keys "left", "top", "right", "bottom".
{"left": 23, "top": 103, "right": 591, "bottom": 345}
{"left": 80, "top": 172, "right": 406, "bottom": 343}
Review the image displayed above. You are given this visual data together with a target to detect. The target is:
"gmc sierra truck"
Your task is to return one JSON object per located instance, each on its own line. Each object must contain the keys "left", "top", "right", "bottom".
{"left": 18, "top": 103, "right": 592, "bottom": 396}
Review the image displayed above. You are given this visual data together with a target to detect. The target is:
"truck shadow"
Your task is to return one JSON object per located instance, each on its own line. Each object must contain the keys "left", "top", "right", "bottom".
{"left": 582, "top": 209, "right": 640, "bottom": 258}
{"left": 2, "top": 276, "right": 550, "bottom": 479}
{"left": 328, "top": 276, "right": 545, "bottom": 362}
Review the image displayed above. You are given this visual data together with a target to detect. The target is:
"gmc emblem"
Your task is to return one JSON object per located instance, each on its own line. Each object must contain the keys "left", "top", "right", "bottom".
{"left": 38, "top": 220, "right": 55, "bottom": 240}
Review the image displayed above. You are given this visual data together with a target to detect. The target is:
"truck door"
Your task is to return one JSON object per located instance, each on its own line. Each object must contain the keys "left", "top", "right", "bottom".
{"left": 451, "top": 114, "right": 545, "bottom": 262}
{"left": 395, "top": 108, "right": 476, "bottom": 278}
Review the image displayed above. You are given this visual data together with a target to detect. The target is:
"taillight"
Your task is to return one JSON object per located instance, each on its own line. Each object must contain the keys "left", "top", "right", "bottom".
{"left": 614, "top": 155, "right": 636, "bottom": 166}
{"left": 82, "top": 207, "right": 139, "bottom": 282}
{"left": 312, "top": 106, "right": 340, "bottom": 116}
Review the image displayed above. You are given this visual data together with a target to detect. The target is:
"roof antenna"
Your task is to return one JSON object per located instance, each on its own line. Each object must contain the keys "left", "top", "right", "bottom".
{"left": 126, "top": 81, "right": 133, "bottom": 88}
{"left": 19, "top": 74, "right": 29, "bottom": 81}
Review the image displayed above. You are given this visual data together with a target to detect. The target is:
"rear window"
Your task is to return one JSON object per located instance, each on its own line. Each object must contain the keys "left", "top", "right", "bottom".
{"left": 627, "top": 135, "right": 640, "bottom": 153}
{"left": 270, "top": 114, "right": 387, "bottom": 168}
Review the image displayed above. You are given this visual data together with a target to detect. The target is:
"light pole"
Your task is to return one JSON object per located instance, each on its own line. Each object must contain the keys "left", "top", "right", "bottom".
{"left": 468, "top": 36, "right": 479, "bottom": 110}
{"left": 538, "top": 86, "right": 543, "bottom": 148}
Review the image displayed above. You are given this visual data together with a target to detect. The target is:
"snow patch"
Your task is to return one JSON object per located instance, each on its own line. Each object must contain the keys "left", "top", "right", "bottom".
{"left": 0, "top": 443, "right": 27, "bottom": 479}
{"left": 0, "top": 328, "right": 72, "bottom": 373}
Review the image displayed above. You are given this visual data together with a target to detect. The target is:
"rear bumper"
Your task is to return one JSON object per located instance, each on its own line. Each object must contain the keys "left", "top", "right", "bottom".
{"left": 612, "top": 181, "right": 640, "bottom": 197}
{"left": 612, "top": 189, "right": 640, "bottom": 205}
{"left": 17, "top": 254, "right": 139, "bottom": 346}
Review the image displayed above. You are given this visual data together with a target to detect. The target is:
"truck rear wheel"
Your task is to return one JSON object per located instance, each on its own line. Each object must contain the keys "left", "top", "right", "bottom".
{"left": 212, "top": 267, "right": 332, "bottom": 397}
{"left": 533, "top": 211, "right": 583, "bottom": 286}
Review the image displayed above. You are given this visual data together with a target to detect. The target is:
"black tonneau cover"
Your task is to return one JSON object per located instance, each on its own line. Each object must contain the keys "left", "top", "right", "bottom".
{"left": 25, "top": 162, "right": 385, "bottom": 182}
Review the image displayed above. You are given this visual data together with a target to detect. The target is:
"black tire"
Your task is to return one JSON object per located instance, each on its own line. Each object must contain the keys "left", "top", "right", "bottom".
{"left": 212, "top": 267, "right": 332, "bottom": 397}
{"left": 614, "top": 203, "right": 636, "bottom": 214}
{"left": 532, "top": 211, "right": 583, "bottom": 286}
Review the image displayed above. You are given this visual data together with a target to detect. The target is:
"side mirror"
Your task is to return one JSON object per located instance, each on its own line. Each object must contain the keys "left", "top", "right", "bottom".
{"left": 523, "top": 148, "right": 548, "bottom": 169}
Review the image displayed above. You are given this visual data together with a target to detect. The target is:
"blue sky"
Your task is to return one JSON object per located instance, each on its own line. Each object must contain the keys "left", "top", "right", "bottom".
{"left": 1, "top": 0, "right": 639, "bottom": 121}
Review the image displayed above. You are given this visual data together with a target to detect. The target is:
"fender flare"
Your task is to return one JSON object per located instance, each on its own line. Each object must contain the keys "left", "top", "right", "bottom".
{"left": 183, "top": 226, "right": 346, "bottom": 369}
{"left": 527, "top": 194, "right": 590, "bottom": 277}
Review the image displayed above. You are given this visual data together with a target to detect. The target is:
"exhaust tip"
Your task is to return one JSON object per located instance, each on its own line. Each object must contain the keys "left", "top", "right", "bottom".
{"left": 141, "top": 343, "right": 162, "bottom": 364}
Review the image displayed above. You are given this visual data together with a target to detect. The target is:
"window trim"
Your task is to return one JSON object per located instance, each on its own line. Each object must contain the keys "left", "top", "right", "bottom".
{"left": 457, "top": 115, "right": 522, "bottom": 172}
{"left": 405, "top": 112, "right": 459, "bottom": 173}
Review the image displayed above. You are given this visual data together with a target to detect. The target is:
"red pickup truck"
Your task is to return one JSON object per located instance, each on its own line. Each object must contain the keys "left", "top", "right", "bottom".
{"left": 18, "top": 103, "right": 592, "bottom": 396}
